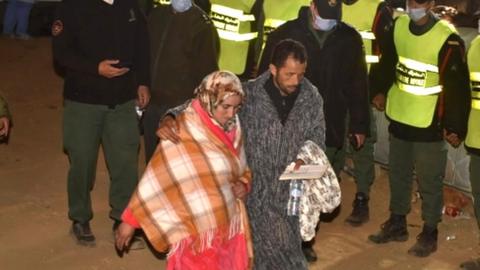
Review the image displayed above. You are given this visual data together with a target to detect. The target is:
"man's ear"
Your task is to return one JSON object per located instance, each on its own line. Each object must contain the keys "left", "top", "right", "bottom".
{"left": 269, "top": 64, "right": 278, "bottom": 77}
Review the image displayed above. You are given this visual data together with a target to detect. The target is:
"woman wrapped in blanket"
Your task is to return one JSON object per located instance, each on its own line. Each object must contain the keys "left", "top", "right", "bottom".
{"left": 115, "top": 70, "right": 252, "bottom": 270}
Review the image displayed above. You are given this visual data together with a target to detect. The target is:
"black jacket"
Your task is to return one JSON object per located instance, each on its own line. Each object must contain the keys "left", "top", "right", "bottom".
{"left": 148, "top": 4, "right": 219, "bottom": 108}
{"left": 258, "top": 7, "right": 370, "bottom": 148}
{"left": 52, "top": 0, "right": 150, "bottom": 107}
{"left": 370, "top": 14, "right": 470, "bottom": 142}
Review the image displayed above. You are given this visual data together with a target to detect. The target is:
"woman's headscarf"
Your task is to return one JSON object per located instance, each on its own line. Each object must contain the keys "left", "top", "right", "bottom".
{"left": 194, "top": 71, "right": 245, "bottom": 131}
{"left": 194, "top": 71, "right": 245, "bottom": 114}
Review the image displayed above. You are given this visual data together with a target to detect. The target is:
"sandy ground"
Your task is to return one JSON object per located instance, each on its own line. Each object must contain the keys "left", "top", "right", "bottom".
{"left": 0, "top": 37, "right": 479, "bottom": 270}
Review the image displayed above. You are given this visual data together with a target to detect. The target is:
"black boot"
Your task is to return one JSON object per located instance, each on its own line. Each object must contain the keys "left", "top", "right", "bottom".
{"left": 368, "top": 214, "right": 408, "bottom": 244}
{"left": 345, "top": 192, "right": 369, "bottom": 227}
{"left": 71, "top": 221, "right": 96, "bottom": 247}
{"left": 407, "top": 224, "right": 438, "bottom": 257}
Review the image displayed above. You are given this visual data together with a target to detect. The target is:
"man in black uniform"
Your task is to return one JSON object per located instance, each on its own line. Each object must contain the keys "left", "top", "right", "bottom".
{"left": 258, "top": 0, "right": 370, "bottom": 262}
{"left": 52, "top": 0, "right": 150, "bottom": 247}
{"left": 143, "top": 0, "right": 219, "bottom": 162}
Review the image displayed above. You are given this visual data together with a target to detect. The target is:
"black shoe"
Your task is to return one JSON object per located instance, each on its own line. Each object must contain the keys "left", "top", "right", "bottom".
{"left": 71, "top": 221, "right": 96, "bottom": 247}
{"left": 368, "top": 214, "right": 408, "bottom": 244}
{"left": 407, "top": 225, "right": 437, "bottom": 257}
{"left": 302, "top": 246, "right": 318, "bottom": 262}
{"left": 460, "top": 258, "right": 480, "bottom": 270}
{"left": 345, "top": 192, "right": 369, "bottom": 227}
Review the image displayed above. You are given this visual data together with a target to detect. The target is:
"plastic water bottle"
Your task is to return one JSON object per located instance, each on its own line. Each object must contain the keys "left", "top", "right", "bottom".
{"left": 287, "top": 180, "right": 303, "bottom": 216}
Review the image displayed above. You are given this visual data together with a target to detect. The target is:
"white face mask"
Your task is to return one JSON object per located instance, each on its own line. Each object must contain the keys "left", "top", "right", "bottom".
{"left": 313, "top": 14, "right": 337, "bottom": 31}
{"left": 406, "top": 5, "right": 428, "bottom": 22}
{"left": 171, "top": 0, "right": 192, "bottom": 13}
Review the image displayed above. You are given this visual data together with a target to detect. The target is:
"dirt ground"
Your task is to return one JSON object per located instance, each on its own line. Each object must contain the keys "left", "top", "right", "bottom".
{"left": 1, "top": 37, "right": 479, "bottom": 270}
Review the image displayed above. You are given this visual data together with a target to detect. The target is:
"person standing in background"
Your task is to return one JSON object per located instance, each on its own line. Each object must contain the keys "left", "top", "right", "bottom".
{"left": 368, "top": 0, "right": 470, "bottom": 257}
{"left": 209, "top": 0, "right": 259, "bottom": 79}
{"left": 341, "top": 0, "right": 383, "bottom": 228}
{"left": 2, "top": 0, "right": 35, "bottom": 40}
{"left": 460, "top": 28, "right": 480, "bottom": 270}
{"left": 342, "top": 0, "right": 406, "bottom": 227}
{"left": 142, "top": 0, "right": 219, "bottom": 162}
{"left": 52, "top": 0, "right": 150, "bottom": 248}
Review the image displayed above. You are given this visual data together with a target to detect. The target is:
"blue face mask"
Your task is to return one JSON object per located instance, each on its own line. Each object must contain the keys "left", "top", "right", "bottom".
{"left": 407, "top": 7, "right": 427, "bottom": 22}
{"left": 313, "top": 14, "right": 337, "bottom": 31}
{"left": 171, "top": 0, "right": 192, "bottom": 13}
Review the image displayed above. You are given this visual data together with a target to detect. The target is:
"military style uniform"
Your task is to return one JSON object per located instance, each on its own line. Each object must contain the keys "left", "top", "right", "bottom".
{"left": 142, "top": 3, "right": 219, "bottom": 162}
{"left": 369, "top": 12, "right": 470, "bottom": 257}
{"left": 52, "top": 0, "right": 150, "bottom": 233}
{"left": 466, "top": 35, "right": 480, "bottom": 226}
{"left": 461, "top": 31, "right": 480, "bottom": 270}
{"left": 342, "top": 0, "right": 384, "bottom": 226}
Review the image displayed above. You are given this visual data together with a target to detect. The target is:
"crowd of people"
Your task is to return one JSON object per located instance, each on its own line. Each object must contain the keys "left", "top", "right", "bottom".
{"left": 42, "top": 0, "right": 480, "bottom": 269}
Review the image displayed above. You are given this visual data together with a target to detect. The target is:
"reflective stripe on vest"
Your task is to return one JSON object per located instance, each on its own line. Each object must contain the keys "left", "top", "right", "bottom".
{"left": 211, "top": 0, "right": 256, "bottom": 74}
{"left": 359, "top": 31, "right": 379, "bottom": 63}
{"left": 262, "top": 0, "right": 310, "bottom": 35}
{"left": 466, "top": 36, "right": 480, "bottom": 149}
{"left": 210, "top": 4, "right": 257, "bottom": 41}
{"left": 386, "top": 15, "right": 455, "bottom": 128}
{"left": 471, "top": 72, "right": 480, "bottom": 93}
{"left": 154, "top": 0, "right": 170, "bottom": 5}
{"left": 342, "top": 0, "right": 382, "bottom": 64}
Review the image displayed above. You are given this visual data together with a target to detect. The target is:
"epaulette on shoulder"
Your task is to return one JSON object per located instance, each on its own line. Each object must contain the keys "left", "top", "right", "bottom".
{"left": 202, "top": 13, "right": 211, "bottom": 23}
{"left": 195, "top": 7, "right": 212, "bottom": 24}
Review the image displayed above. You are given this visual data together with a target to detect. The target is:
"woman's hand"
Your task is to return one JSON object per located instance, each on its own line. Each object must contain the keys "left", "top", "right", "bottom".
{"left": 232, "top": 181, "right": 248, "bottom": 200}
{"left": 114, "top": 222, "right": 135, "bottom": 251}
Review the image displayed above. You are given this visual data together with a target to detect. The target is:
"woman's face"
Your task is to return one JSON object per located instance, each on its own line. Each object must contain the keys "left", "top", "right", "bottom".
{"left": 212, "top": 95, "right": 242, "bottom": 126}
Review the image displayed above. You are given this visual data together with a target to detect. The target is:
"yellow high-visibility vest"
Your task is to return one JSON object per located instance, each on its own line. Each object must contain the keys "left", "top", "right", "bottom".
{"left": 262, "top": 0, "right": 310, "bottom": 36}
{"left": 210, "top": 0, "right": 257, "bottom": 75}
{"left": 386, "top": 15, "right": 456, "bottom": 128}
{"left": 466, "top": 36, "right": 480, "bottom": 149}
{"left": 153, "top": 0, "right": 170, "bottom": 6}
{"left": 342, "top": 0, "right": 383, "bottom": 64}
{"left": 258, "top": 0, "right": 310, "bottom": 66}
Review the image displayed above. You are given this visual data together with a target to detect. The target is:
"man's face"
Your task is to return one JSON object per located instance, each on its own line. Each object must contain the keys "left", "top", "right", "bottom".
{"left": 269, "top": 56, "right": 307, "bottom": 96}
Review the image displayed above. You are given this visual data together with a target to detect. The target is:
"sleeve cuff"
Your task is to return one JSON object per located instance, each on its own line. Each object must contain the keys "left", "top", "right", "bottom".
{"left": 121, "top": 207, "right": 141, "bottom": 229}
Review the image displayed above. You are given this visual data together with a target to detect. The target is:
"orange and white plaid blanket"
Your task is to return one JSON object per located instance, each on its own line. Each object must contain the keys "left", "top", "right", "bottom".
{"left": 128, "top": 103, "right": 252, "bottom": 257}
